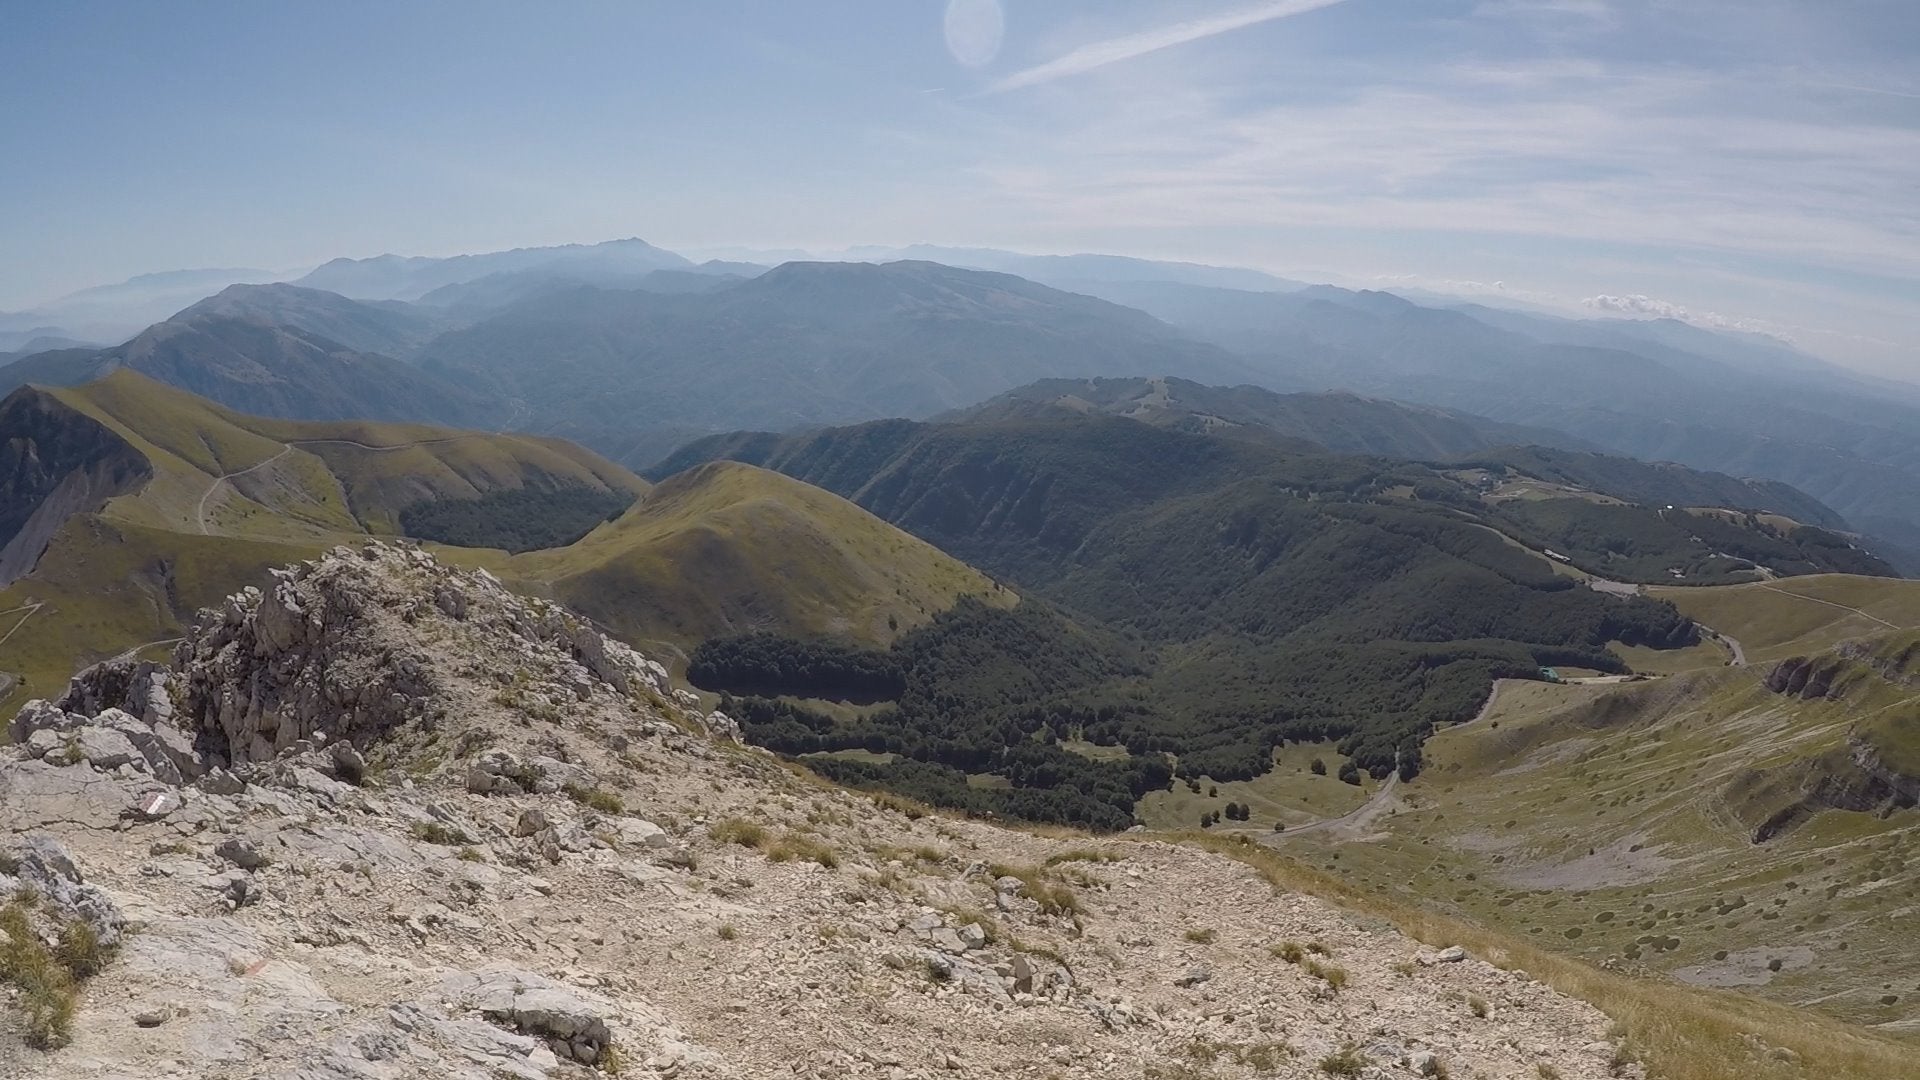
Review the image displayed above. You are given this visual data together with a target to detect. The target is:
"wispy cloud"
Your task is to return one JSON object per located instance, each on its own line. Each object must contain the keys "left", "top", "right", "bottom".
{"left": 988, "top": 0, "right": 1350, "bottom": 93}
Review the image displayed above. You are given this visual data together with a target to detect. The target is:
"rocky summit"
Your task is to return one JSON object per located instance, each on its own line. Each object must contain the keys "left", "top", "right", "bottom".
{"left": 0, "top": 543, "right": 1636, "bottom": 1079}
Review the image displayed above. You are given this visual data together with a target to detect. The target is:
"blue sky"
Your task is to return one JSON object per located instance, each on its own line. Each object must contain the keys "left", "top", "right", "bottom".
{"left": 2, "top": 1, "right": 1915, "bottom": 373}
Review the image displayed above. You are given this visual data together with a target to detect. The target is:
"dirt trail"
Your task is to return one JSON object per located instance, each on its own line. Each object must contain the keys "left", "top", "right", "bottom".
{"left": 1265, "top": 772, "right": 1400, "bottom": 839}
{"left": 1756, "top": 584, "right": 1904, "bottom": 631}
{"left": 1698, "top": 625, "right": 1747, "bottom": 665}
{"left": 195, "top": 447, "right": 293, "bottom": 535}
{"left": 0, "top": 601, "right": 45, "bottom": 650}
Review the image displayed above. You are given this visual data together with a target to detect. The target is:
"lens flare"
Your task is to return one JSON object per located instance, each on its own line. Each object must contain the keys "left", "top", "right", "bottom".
{"left": 944, "top": 0, "right": 1004, "bottom": 69}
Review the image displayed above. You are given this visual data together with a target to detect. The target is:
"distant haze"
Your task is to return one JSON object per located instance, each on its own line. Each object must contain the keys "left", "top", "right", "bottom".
{"left": 1, "top": 2, "right": 1914, "bottom": 376}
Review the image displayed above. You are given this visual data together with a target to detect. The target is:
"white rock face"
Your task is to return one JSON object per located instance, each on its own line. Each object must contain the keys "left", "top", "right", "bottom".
{"left": 0, "top": 543, "right": 1641, "bottom": 1080}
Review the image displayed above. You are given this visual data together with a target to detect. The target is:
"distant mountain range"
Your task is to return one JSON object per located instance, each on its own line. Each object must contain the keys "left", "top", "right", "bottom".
{"left": 411, "top": 260, "right": 1254, "bottom": 465}
{"left": 296, "top": 237, "right": 695, "bottom": 300}
{"left": 0, "top": 296, "right": 494, "bottom": 429}
{"left": 948, "top": 376, "right": 1595, "bottom": 460}
{"left": 7, "top": 235, "right": 1920, "bottom": 569}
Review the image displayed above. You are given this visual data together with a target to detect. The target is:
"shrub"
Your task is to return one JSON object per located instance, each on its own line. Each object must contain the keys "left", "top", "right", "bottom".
{"left": 1184, "top": 928, "right": 1218, "bottom": 944}
{"left": 716, "top": 924, "right": 739, "bottom": 941}
{"left": 1310, "top": 757, "right": 1327, "bottom": 775}
{"left": 1468, "top": 994, "right": 1489, "bottom": 1018}
{"left": 1270, "top": 941, "right": 1305, "bottom": 964}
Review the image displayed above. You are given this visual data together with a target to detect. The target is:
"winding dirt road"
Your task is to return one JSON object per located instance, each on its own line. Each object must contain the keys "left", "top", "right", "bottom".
{"left": 196, "top": 447, "right": 293, "bottom": 535}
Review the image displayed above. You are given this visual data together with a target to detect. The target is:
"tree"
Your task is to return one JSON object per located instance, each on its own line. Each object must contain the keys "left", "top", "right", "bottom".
{"left": 1309, "top": 757, "right": 1327, "bottom": 776}
{"left": 1337, "top": 761, "right": 1361, "bottom": 786}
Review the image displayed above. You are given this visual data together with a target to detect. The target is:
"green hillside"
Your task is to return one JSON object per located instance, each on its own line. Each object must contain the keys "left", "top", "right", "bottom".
{"left": 0, "top": 375, "right": 1002, "bottom": 716}
{"left": 1249, "top": 631, "right": 1920, "bottom": 1030}
{"left": 660, "top": 412, "right": 1730, "bottom": 824}
{"left": 504, "top": 461, "right": 1012, "bottom": 655}
{"left": 1652, "top": 576, "right": 1920, "bottom": 664}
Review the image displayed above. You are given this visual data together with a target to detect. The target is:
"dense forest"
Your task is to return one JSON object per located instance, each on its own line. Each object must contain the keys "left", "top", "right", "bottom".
{"left": 1486, "top": 499, "right": 1894, "bottom": 583}
{"left": 667, "top": 413, "right": 1717, "bottom": 830}
{"left": 687, "top": 633, "right": 905, "bottom": 702}
{"left": 398, "top": 486, "right": 634, "bottom": 553}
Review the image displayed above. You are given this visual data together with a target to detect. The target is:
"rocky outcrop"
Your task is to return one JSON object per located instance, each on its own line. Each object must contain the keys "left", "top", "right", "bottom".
{"left": 0, "top": 543, "right": 1641, "bottom": 1079}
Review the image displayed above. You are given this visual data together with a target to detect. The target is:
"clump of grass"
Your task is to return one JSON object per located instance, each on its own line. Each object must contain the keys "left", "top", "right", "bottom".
{"left": 1304, "top": 959, "right": 1348, "bottom": 993}
{"left": 715, "top": 923, "right": 738, "bottom": 941}
{"left": 455, "top": 846, "right": 486, "bottom": 863}
{"left": 1, "top": 898, "right": 112, "bottom": 1049}
{"left": 986, "top": 863, "right": 1084, "bottom": 917}
{"left": 766, "top": 832, "right": 838, "bottom": 868}
{"left": 1536, "top": 1064, "right": 1562, "bottom": 1080}
{"left": 1184, "top": 927, "right": 1219, "bottom": 944}
{"left": 1240, "top": 1042, "right": 1291, "bottom": 1072}
{"left": 1318, "top": 1044, "right": 1365, "bottom": 1076}
{"left": 934, "top": 905, "right": 1000, "bottom": 945}
{"left": 708, "top": 817, "right": 768, "bottom": 849}
{"left": 1270, "top": 940, "right": 1305, "bottom": 964}
{"left": 1007, "top": 936, "right": 1067, "bottom": 966}
{"left": 1468, "top": 993, "right": 1490, "bottom": 1018}
{"left": 563, "top": 783, "right": 624, "bottom": 815}
{"left": 410, "top": 821, "right": 471, "bottom": 846}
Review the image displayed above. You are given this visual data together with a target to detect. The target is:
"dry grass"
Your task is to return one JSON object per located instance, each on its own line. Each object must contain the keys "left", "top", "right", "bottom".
{"left": 1178, "top": 831, "right": 1920, "bottom": 1080}
{"left": 985, "top": 862, "right": 1085, "bottom": 917}
{"left": 0, "top": 896, "right": 113, "bottom": 1048}
{"left": 708, "top": 817, "right": 768, "bottom": 848}
{"left": 765, "top": 832, "right": 838, "bottom": 868}
{"left": 563, "top": 783, "right": 625, "bottom": 815}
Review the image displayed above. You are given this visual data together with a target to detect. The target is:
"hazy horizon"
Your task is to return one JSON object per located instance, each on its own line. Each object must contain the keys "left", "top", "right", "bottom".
{"left": 3, "top": 1, "right": 1914, "bottom": 375}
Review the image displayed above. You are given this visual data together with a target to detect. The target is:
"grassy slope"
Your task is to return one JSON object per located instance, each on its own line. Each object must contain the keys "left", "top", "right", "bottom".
{"left": 1, "top": 372, "right": 654, "bottom": 709}
{"left": 1234, "top": 649, "right": 1920, "bottom": 1033}
{"left": 501, "top": 461, "right": 1015, "bottom": 659}
{"left": 1651, "top": 575, "right": 1920, "bottom": 664}
{"left": 45, "top": 370, "right": 650, "bottom": 538}
{"left": 3, "top": 383, "right": 1007, "bottom": 708}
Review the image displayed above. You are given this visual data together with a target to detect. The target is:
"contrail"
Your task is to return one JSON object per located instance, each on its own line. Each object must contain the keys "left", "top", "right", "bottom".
{"left": 989, "top": 0, "right": 1351, "bottom": 93}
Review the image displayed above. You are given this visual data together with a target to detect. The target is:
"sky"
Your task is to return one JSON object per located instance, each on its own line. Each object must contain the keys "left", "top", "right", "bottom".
{"left": 2, "top": 0, "right": 1916, "bottom": 375}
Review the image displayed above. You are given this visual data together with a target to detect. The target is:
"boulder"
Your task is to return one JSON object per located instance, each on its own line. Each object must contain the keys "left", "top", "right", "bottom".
{"left": 216, "top": 837, "right": 270, "bottom": 870}
{"left": 514, "top": 808, "right": 552, "bottom": 837}
{"left": 467, "top": 749, "right": 531, "bottom": 795}
{"left": 449, "top": 969, "right": 616, "bottom": 1065}
{"left": 74, "top": 726, "right": 142, "bottom": 771}
{"left": 8, "top": 699, "right": 79, "bottom": 743}
{"left": 608, "top": 816, "right": 671, "bottom": 850}
{"left": 4, "top": 835, "right": 127, "bottom": 948}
